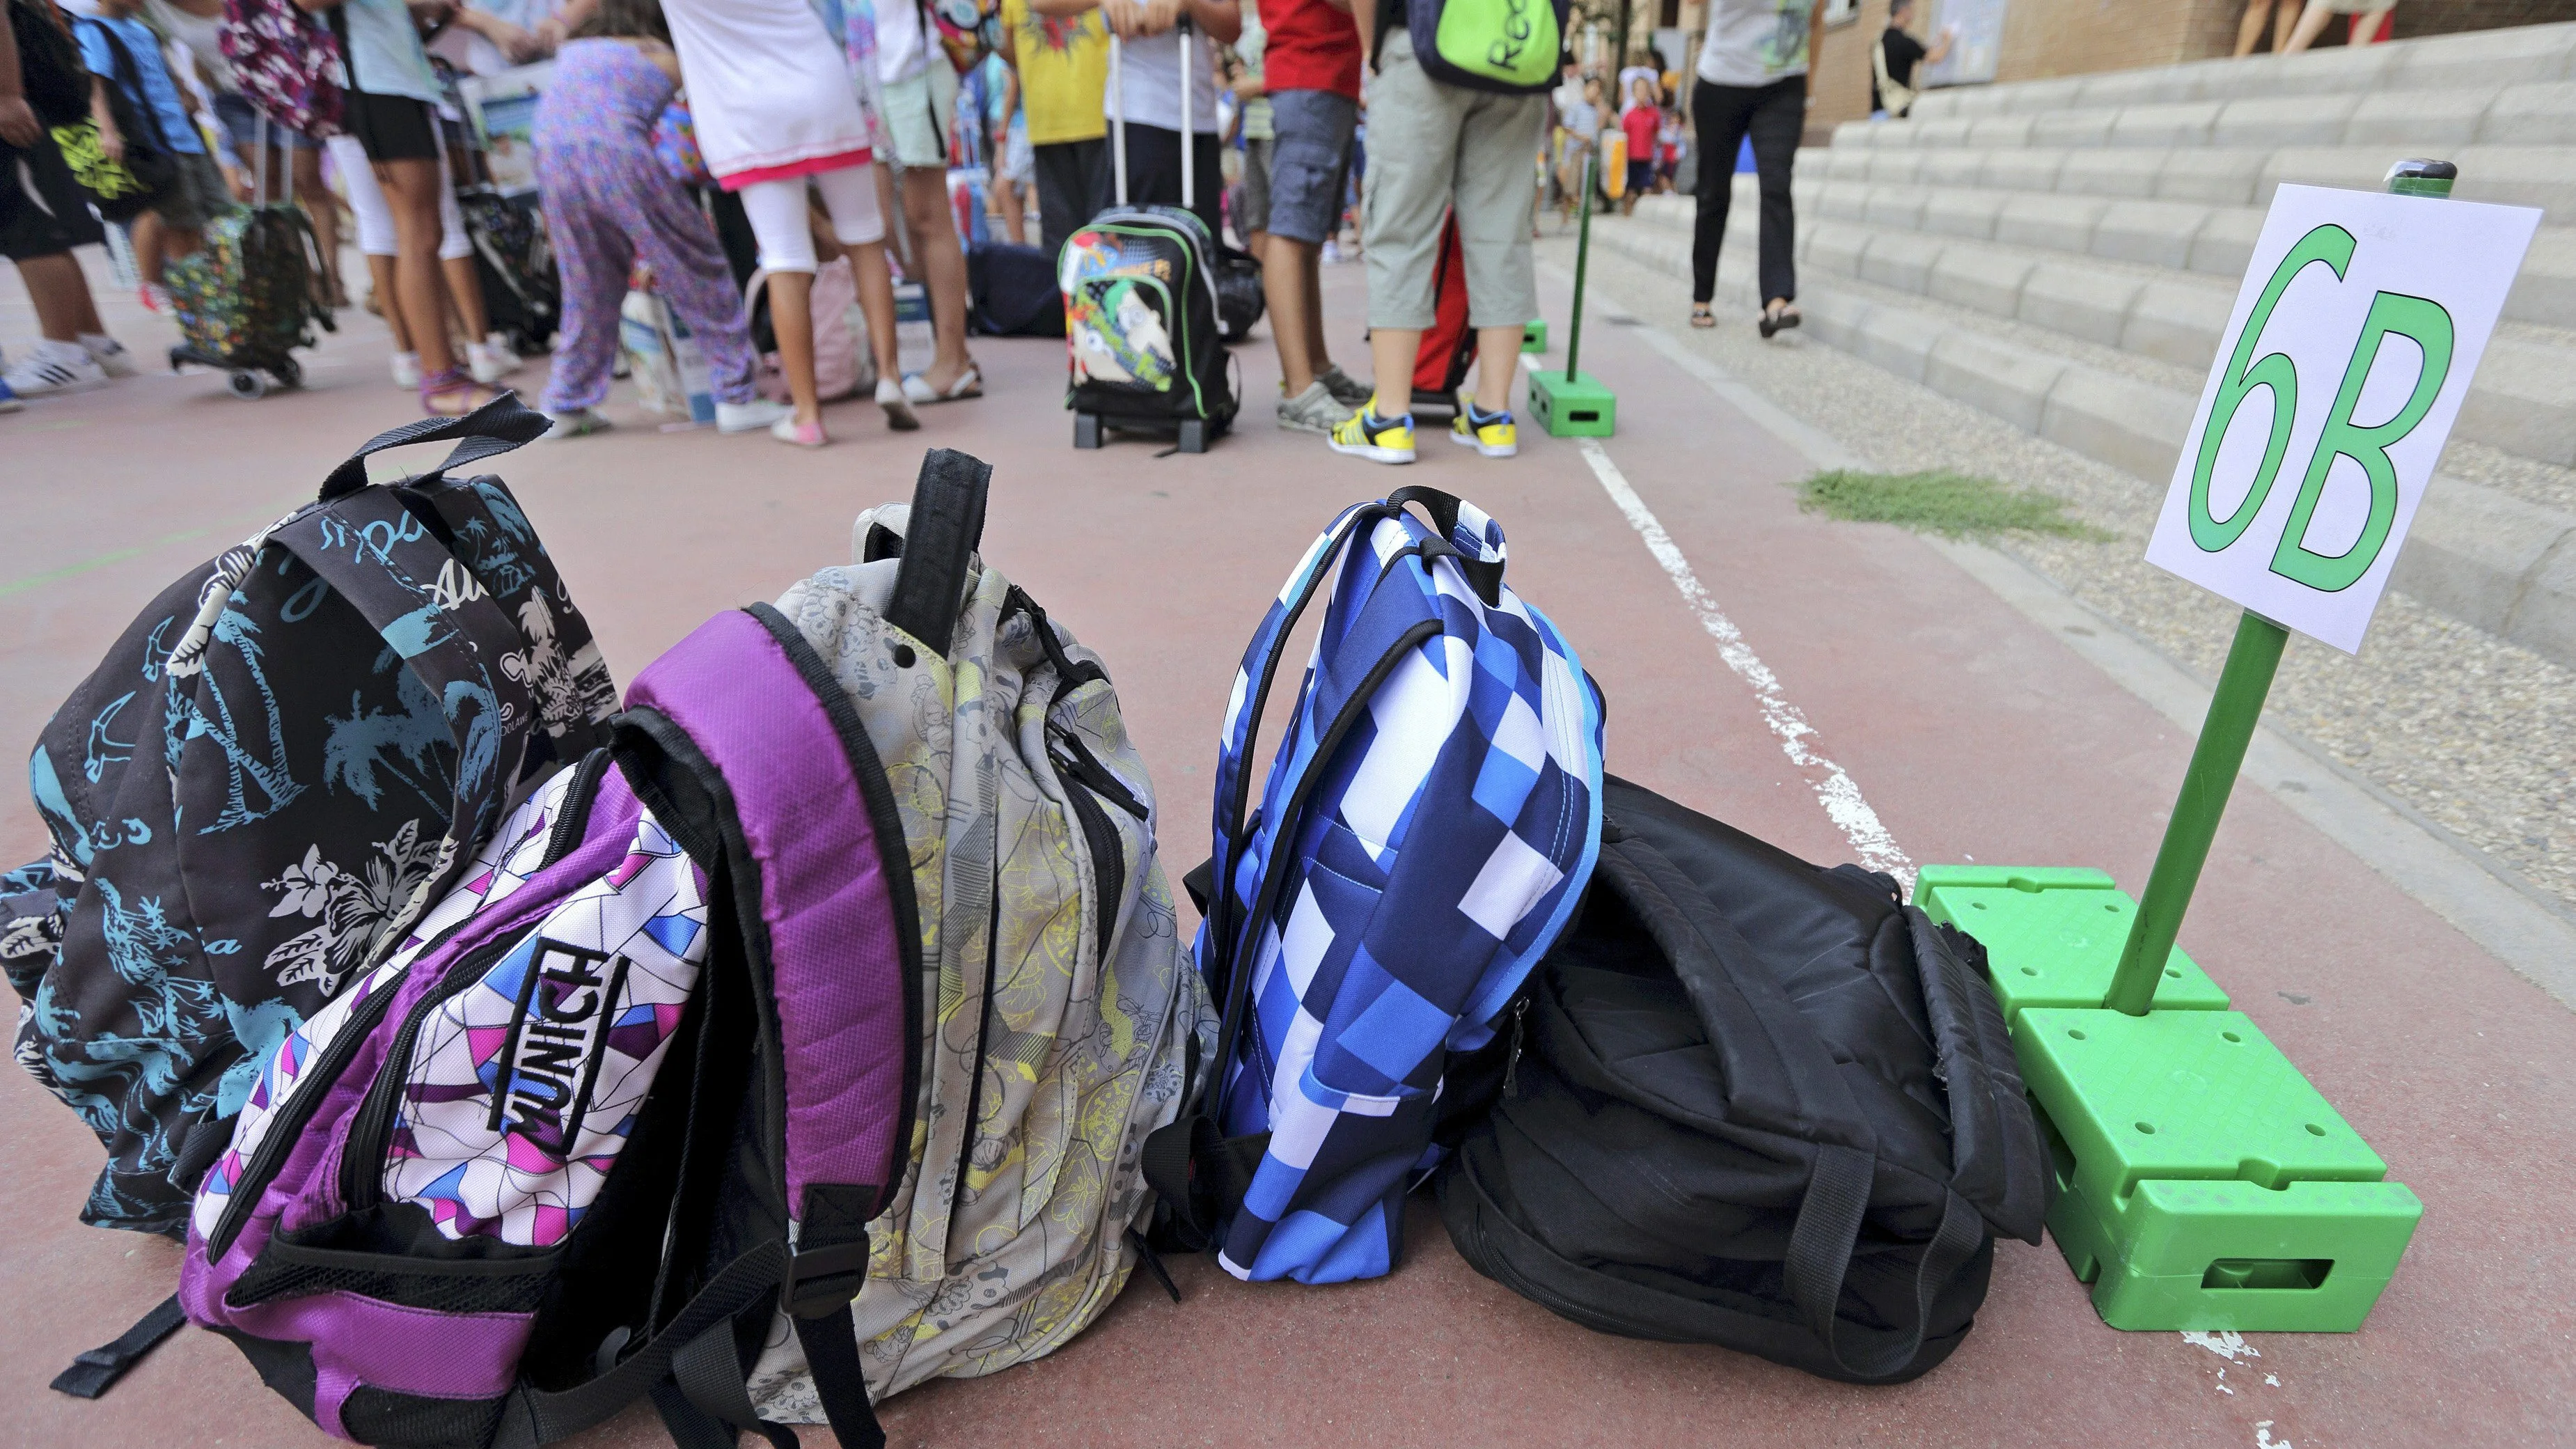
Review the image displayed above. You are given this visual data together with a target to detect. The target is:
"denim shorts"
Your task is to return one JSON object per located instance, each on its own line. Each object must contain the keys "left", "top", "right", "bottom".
{"left": 1262, "top": 88, "right": 1356, "bottom": 246}
{"left": 214, "top": 91, "right": 322, "bottom": 155}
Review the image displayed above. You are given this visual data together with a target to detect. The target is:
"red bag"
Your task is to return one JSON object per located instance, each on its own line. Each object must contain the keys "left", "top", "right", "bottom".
{"left": 1411, "top": 210, "right": 1475, "bottom": 407}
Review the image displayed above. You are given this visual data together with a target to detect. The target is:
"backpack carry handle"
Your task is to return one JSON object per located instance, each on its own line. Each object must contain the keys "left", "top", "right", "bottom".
{"left": 317, "top": 391, "right": 554, "bottom": 501}
{"left": 883, "top": 447, "right": 993, "bottom": 651}
{"left": 1385, "top": 486, "right": 1504, "bottom": 606}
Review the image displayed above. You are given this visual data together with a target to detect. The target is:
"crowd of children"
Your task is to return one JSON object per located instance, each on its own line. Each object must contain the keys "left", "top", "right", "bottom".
{"left": 3, "top": 0, "right": 1826, "bottom": 458}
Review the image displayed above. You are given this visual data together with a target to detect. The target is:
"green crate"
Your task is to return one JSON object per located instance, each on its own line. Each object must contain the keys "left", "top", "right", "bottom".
{"left": 2016, "top": 1006, "right": 2421, "bottom": 1331}
{"left": 1527, "top": 368, "right": 1616, "bottom": 437}
{"left": 1522, "top": 320, "right": 1548, "bottom": 353}
{"left": 1915, "top": 866, "right": 2230, "bottom": 1028}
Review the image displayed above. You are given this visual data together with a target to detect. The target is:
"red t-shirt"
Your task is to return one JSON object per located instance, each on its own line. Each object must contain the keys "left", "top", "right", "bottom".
{"left": 1258, "top": 0, "right": 1361, "bottom": 100}
{"left": 1619, "top": 106, "right": 1659, "bottom": 163}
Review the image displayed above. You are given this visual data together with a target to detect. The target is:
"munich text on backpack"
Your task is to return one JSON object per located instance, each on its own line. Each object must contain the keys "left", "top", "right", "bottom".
{"left": 1437, "top": 776, "right": 2053, "bottom": 1384}
{"left": 1396, "top": 0, "right": 1570, "bottom": 95}
{"left": 1148, "top": 488, "right": 1604, "bottom": 1283}
{"left": 165, "top": 116, "right": 338, "bottom": 396}
{"left": 223, "top": 0, "right": 345, "bottom": 138}
{"left": 180, "top": 587, "right": 920, "bottom": 1448}
{"left": 6, "top": 397, "right": 616, "bottom": 1242}
{"left": 739, "top": 451, "right": 1211, "bottom": 1422}
{"left": 1063, "top": 24, "right": 1239, "bottom": 454}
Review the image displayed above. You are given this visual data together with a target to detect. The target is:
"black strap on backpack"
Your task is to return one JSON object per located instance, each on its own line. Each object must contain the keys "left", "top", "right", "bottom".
{"left": 881, "top": 447, "right": 991, "bottom": 650}
{"left": 317, "top": 389, "right": 555, "bottom": 499}
{"left": 49, "top": 1293, "right": 185, "bottom": 1399}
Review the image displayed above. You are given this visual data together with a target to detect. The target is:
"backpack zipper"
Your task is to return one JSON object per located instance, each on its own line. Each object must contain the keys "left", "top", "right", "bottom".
{"left": 205, "top": 770, "right": 610, "bottom": 1259}
{"left": 1050, "top": 730, "right": 1140, "bottom": 960}
{"left": 338, "top": 931, "right": 524, "bottom": 1213}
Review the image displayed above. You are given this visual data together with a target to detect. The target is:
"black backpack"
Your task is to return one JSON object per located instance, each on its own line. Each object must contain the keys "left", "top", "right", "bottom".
{"left": 968, "top": 239, "right": 1067, "bottom": 337}
{"left": 1436, "top": 776, "right": 2052, "bottom": 1384}
{"left": 2, "top": 397, "right": 618, "bottom": 1237}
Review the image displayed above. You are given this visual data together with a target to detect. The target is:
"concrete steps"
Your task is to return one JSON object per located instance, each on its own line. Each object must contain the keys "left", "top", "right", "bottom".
{"left": 1908, "top": 22, "right": 2576, "bottom": 115}
{"left": 1591, "top": 21, "right": 2576, "bottom": 664}
{"left": 1592, "top": 195, "right": 2576, "bottom": 669}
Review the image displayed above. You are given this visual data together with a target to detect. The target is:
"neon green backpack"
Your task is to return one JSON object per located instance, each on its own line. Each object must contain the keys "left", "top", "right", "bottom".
{"left": 1406, "top": 0, "right": 1568, "bottom": 94}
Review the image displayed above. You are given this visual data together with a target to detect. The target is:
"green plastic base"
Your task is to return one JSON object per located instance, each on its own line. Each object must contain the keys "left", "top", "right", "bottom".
{"left": 1527, "top": 368, "right": 1616, "bottom": 437}
{"left": 1522, "top": 320, "right": 1548, "bottom": 353}
{"left": 1922, "top": 866, "right": 2422, "bottom": 1333}
{"left": 1916, "top": 866, "right": 2229, "bottom": 1028}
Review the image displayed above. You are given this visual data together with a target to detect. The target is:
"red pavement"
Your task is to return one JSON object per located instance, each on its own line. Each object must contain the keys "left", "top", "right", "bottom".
{"left": 2, "top": 260, "right": 2569, "bottom": 1448}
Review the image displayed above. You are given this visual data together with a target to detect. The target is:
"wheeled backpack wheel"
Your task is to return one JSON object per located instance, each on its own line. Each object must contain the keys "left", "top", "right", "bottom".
{"left": 1074, "top": 412, "right": 1102, "bottom": 449}
{"left": 227, "top": 369, "right": 269, "bottom": 400}
{"left": 271, "top": 355, "right": 301, "bottom": 390}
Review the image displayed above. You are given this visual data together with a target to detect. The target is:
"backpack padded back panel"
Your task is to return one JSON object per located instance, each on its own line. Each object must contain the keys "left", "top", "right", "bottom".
{"left": 1438, "top": 776, "right": 2050, "bottom": 1385}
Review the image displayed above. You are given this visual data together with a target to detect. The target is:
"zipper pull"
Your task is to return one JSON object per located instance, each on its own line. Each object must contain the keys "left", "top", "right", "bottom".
{"left": 1501, "top": 998, "right": 1528, "bottom": 1097}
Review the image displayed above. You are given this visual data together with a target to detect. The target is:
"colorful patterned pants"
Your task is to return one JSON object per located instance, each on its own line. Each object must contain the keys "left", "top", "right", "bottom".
{"left": 537, "top": 140, "right": 757, "bottom": 412}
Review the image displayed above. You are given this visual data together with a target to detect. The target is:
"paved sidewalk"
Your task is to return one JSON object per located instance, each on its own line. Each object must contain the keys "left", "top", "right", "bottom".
{"left": 3, "top": 258, "right": 2570, "bottom": 1446}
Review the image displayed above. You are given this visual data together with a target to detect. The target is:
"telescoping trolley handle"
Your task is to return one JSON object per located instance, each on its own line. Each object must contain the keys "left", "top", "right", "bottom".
{"left": 1105, "top": 18, "right": 1197, "bottom": 211}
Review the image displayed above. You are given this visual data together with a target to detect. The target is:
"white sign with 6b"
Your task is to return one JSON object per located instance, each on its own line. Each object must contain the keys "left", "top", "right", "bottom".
{"left": 2144, "top": 183, "right": 2540, "bottom": 655}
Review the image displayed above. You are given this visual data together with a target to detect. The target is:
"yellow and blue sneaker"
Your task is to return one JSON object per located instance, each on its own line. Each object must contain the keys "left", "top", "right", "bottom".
{"left": 1328, "top": 406, "right": 1416, "bottom": 464}
{"left": 1450, "top": 402, "right": 1518, "bottom": 458}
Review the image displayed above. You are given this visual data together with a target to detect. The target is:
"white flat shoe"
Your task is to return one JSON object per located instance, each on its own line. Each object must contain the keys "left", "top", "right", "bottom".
{"left": 716, "top": 398, "right": 793, "bottom": 434}
{"left": 877, "top": 377, "right": 920, "bottom": 431}
{"left": 899, "top": 363, "right": 982, "bottom": 405}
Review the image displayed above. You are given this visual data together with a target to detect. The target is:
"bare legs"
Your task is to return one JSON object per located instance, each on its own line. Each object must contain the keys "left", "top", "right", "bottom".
{"left": 894, "top": 166, "right": 973, "bottom": 392}
{"left": 15, "top": 253, "right": 107, "bottom": 342}
{"left": 375, "top": 156, "right": 476, "bottom": 398}
{"left": 1264, "top": 234, "right": 1335, "bottom": 396}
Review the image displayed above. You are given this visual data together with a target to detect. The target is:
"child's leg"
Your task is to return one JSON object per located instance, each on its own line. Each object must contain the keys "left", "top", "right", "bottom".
{"left": 737, "top": 176, "right": 825, "bottom": 423}
{"left": 535, "top": 181, "right": 632, "bottom": 414}
{"left": 625, "top": 172, "right": 758, "bottom": 406}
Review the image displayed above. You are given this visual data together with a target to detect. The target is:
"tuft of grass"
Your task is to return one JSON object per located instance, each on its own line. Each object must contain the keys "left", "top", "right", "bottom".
{"left": 1796, "top": 469, "right": 2113, "bottom": 542}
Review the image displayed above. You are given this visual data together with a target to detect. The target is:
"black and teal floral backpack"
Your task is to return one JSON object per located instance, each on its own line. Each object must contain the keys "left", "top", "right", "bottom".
{"left": 1, "top": 398, "right": 617, "bottom": 1238}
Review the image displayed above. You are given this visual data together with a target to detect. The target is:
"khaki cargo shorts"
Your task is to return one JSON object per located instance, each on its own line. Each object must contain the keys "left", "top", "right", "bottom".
{"left": 1359, "top": 27, "right": 1548, "bottom": 331}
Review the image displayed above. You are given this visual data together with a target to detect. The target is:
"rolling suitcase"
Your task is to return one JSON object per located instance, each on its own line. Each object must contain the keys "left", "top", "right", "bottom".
{"left": 1060, "top": 22, "right": 1236, "bottom": 453}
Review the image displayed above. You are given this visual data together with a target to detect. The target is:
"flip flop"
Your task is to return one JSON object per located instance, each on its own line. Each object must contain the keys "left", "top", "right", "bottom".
{"left": 900, "top": 362, "right": 983, "bottom": 405}
{"left": 1759, "top": 304, "right": 1803, "bottom": 339}
{"left": 1690, "top": 305, "right": 1716, "bottom": 329}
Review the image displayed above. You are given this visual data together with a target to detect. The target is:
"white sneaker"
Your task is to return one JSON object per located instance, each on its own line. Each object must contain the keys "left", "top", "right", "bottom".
{"left": 6, "top": 343, "right": 109, "bottom": 397}
{"left": 81, "top": 336, "right": 138, "bottom": 378}
{"left": 467, "top": 340, "right": 521, "bottom": 384}
{"left": 716, "top": 398, "right": 793, "bottom": 434}
{"left": 391, "top": 352, "right": 422, "bottom": 389}
{"left": 542, "top": 408, "right": 613, "bottom": 440}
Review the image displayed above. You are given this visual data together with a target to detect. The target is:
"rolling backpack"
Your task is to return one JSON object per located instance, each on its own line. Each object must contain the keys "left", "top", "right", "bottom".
{"left": 741, "top": 451, "right": 1211, "bottom": 1420}
{"left": 165, "top": 114, "right": 337, "bottom": 391}
{"left": 1147, "top": 488, "right": 1604, "bottom": 1283}
{"left": 178, "top": 594, "right": 921, "bottom": 1449}
{"left": 1062, "top": 24, "right": 1238, "bottom": 454}
{"left": 222, "top": 0, "right": 344, "bottom": 137}
{"left": 6, "top": 397, "right": 616, "bottom": 1246}
{"left": 1436, "top": 776, "right": 2053, "bottom": 1384}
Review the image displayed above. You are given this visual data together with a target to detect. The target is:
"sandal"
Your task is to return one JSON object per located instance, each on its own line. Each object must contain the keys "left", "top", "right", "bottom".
{"left": 421, "top": 369, "right": 503, "bottom": 416}
{"left": 1690, "top": 304, "right": 1716, "bottom": 329}
{"left": 1759, "top": 301, "right": 1802, "bottom": 339}
{"left": 900, "top": 361, "right": 983, "bottom": 405}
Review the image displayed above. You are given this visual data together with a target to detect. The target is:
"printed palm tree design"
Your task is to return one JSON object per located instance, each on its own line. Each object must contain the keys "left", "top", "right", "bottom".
{"left": 323, "top": 661, "right": 460, "bottom": 814}
{"left": 259, "top": 820, "right": 441, "bottom": 992}
{"left": 176, "top": 604, "right": 306, "bottom": 834}
{"left": 36, "top": 879, "right": 224, "bottom": 1159}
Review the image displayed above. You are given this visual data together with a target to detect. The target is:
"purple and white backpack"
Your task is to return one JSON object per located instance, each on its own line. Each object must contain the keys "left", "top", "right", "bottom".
{"left": 222, "top": 0, "right": 345, "bottom": 138}
{"left": 178, "top": 590, "right": 923, "bottom": 1449}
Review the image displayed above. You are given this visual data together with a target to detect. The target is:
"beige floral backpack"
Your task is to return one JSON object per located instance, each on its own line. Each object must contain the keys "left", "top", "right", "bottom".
{"left": 745, "top": 451, "right": 1212, "bottom": 1425}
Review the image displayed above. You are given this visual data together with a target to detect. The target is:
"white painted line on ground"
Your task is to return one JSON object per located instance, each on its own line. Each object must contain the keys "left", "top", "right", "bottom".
{"left": 1574, "top": 436, "right": 1915, "bottom": 887}
{"left": 1578, "top": 267, "right": 2576, "bottom": 1005}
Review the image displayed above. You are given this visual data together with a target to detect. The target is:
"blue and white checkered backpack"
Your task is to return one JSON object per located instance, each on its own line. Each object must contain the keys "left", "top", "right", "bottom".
{"left": 1147, "top": 488, "right": 1605, "bottom": 1284}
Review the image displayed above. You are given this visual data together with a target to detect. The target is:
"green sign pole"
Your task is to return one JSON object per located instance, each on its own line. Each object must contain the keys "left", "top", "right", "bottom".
{"left": 2100, "top": 157, "right": 2458, "bottom": 1017}
{"left": 1565, "top": 152, "right": 1594, "bottom": 384}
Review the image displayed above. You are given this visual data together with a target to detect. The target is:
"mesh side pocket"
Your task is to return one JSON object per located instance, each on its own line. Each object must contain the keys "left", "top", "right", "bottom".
{"left": 227, "top": 1212, "right": 555, "bottom": 1315}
